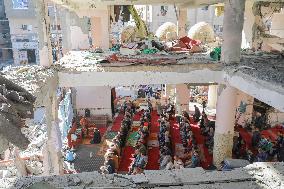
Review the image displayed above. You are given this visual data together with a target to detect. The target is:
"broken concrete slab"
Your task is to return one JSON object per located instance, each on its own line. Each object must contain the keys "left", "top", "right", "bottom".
{"left": 1, "top": 162, "right": 284, "bottom": 189}
{"left": 144, "top": 169, "right": 179, "bottom": 186}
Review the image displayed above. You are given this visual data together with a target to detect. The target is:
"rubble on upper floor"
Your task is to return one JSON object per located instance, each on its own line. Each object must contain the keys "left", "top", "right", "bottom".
{"left": 1, "top": 49, "right": 283, "bottom": 90}
{"left": 0, "top": 162, "right": 283, "bottom": 189}
{"left": 54, "top": 50, "right": 216, "bottom": 72}
{"left": 0, "top": 73, "right": 37, "bottom": 153}
{"left": 226, "top": 50, "right": 284, "bottom": 88}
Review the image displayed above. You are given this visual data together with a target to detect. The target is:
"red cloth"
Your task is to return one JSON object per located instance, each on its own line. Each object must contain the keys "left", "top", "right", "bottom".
{"left": 145, "top": 147, "right": 160, "bottom": 170}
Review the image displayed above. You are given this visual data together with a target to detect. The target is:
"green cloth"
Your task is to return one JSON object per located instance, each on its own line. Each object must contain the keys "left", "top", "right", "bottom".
{"left": 141, "top": 48, "right": 158, "bottom": 54}
{"left": 210, "top": 47, "right": 221, "bottom": 61}
{"left": 110, "top": 44, "right": 120, "bottom": 51}
{"left": 127, "top": 131, "right": 140, "bottom": 147}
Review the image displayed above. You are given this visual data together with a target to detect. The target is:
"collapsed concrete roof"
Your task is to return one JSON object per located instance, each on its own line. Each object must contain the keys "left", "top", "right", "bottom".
{"left": 0, "top": 162, "right": 283, "bottom": 189}
{"left": 0, "top": 74, "right": 36, "bottom": 152}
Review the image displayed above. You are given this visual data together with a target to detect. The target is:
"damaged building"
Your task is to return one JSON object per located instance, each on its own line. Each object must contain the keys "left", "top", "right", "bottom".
{"left": 0, "top": 0, "right": 284, "bottom": 189}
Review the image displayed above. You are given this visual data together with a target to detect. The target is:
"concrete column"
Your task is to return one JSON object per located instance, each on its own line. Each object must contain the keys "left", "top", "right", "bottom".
{"left": 43, "top": 79, "right": 63, "bottom": 175}
{"left": 177, "top": 8, "right": 187, "bottom": 37}
{"left": 242, "top": 0, "right": 254, "bottom": 49}
{"left": 90, "top": 10, "right": 110, "bottom": 49}
{"left": 165, "top": 84, "right": 173, "bottom": 99}
{"left": 33, "top": 0, "right": 53, "bottom": 67}
{"left": 213, "top": 85, "right": 237, "bottom": 168}
{"left": 215, "top": 0, "right": 245, "bottom": 167}
{"left": 176, "top": 84, "right": 190, "bottom": 112}
{"left": 60, "top": 9, "right": 72, "bottom": 55}
{"left": 207, "top": 85, "right": 218, "bottom": 109}
{"left": 221, "top": 0, "right": 245, "bottom": 64}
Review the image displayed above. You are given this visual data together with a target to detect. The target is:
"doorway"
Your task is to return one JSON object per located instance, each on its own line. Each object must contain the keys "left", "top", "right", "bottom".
{"left": 27, "top": 49, "right": 36, "bottom": 63}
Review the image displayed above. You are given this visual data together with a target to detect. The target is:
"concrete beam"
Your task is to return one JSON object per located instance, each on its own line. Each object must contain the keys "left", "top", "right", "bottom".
{"left": 58, "top": 69, "right": 224, "bottom": 87}
{"left": 225, "top": 72, "right": 284, "bottom": 112}
{"left": 221, "top": 0, "right": 245, "bottom": 64}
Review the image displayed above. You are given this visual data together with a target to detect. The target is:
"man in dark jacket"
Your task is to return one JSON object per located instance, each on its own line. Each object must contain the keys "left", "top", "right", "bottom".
{"left": 252, "top": 127, "right": 261, "bottom": 148}
{"left": 193, "top": 105, "right": 201, "bottom": 122}
{"left": 91, "top": 128, "right": 101, "bottom": 144}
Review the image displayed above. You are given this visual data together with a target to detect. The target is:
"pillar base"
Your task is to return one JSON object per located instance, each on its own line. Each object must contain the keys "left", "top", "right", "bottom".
{"left": 213, "top": 132, "right": 234, "bottom": 168}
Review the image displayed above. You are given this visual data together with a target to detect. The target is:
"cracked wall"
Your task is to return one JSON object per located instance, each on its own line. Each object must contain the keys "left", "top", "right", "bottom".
{"left": 252, "top": 1, "right": 284, "bottom": 50}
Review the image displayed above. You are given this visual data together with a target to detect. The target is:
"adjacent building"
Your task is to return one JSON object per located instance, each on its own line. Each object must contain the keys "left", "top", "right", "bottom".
{"left": 0, "top": 0, "right": 13, "bottom": 65}
{"left": 4, "top": 0, "right": 40, "bottom": 65}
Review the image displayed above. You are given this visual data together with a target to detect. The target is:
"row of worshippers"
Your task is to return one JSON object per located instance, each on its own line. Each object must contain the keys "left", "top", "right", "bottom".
{"left": 158, "top": 103, "right": 201, "bottom": 170}
{"left": 158, "top": 105, "right": 174, "bottom": 170}
{"left": 178, "top": 110, "right": 201, "bottom": 168}
{"left": 199, "top": 111, "right": 215, "bottom": 154}
{"left": 100, "top": 103, "right": 135, "bottom": 174}
{"left": 128, "top": 108, "right": 152, "bottom": 174}
{"left": 158, "top": 105, "right": 172, "bottom": 169}
{"left": 232, "top": 127, "right": 284, "bottom": 163}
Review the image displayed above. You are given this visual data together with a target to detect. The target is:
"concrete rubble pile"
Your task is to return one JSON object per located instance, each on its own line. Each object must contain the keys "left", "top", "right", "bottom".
{"left": 55, "top": 51, "right": 105, "bottom": 72}
{"left": 2, "top": 66, "right": 56, "bottom": 95}
{"left": 20, "top": 120, "right": 47, "bottom": 175}
{"left": 0, "top": 67, "right": 52, "bottom": 179}
{"left": 0, "top": 120, "right": 46, "bottom": 179}
{"left": 0, "top": 74, "right": 35, "bottom": 153}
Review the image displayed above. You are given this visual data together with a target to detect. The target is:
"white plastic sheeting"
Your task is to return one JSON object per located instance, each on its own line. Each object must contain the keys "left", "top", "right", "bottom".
{"left": 188, "top": 22, "right": 215, "bottom": 42}
{"left": 58, "top": 90, "right": 73, "bottom": 140}
{"left": 155, "top": 22, "right": 177, "bottom": 41}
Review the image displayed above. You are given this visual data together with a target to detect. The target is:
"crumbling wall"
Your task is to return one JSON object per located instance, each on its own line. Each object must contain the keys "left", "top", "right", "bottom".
{"left": 252, "top": 1, "right": 284, "bottom": 50}
{"left": 60, "top": 8, "right": 90, "bottom": 53}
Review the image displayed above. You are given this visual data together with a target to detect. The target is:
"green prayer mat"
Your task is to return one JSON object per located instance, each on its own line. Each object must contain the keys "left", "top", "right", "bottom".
{"left": 126, "top": 131, "right": 140, "bottom": 147}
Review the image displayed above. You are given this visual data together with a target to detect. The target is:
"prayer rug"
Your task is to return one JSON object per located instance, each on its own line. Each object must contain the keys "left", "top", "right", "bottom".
{"left": 145, "top": 147, "right": 160, "bottom": 170}
{"left": 118, "top": 146, "right": 135, "bottom": 172}
{"left": 126, "top": 131, "right": 140, "bottom": 147}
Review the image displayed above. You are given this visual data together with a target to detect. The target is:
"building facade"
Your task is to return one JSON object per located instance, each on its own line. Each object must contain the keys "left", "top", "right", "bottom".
{"left": 0, "top": 0, "right": 13, "bottom": 65}
{"left": 4, "top": 0, "right": 40, "bottom": 65}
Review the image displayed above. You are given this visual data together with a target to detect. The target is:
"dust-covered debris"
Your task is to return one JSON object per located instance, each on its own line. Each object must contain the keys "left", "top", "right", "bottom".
{"left": 1, "top": 65, "right": 56, "bottom": 95}
{"left": 0, "top": 162, "right": 283, "bottom": 189}
{"left": 226, "top": 51, "right": 284, "bottom": 88}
